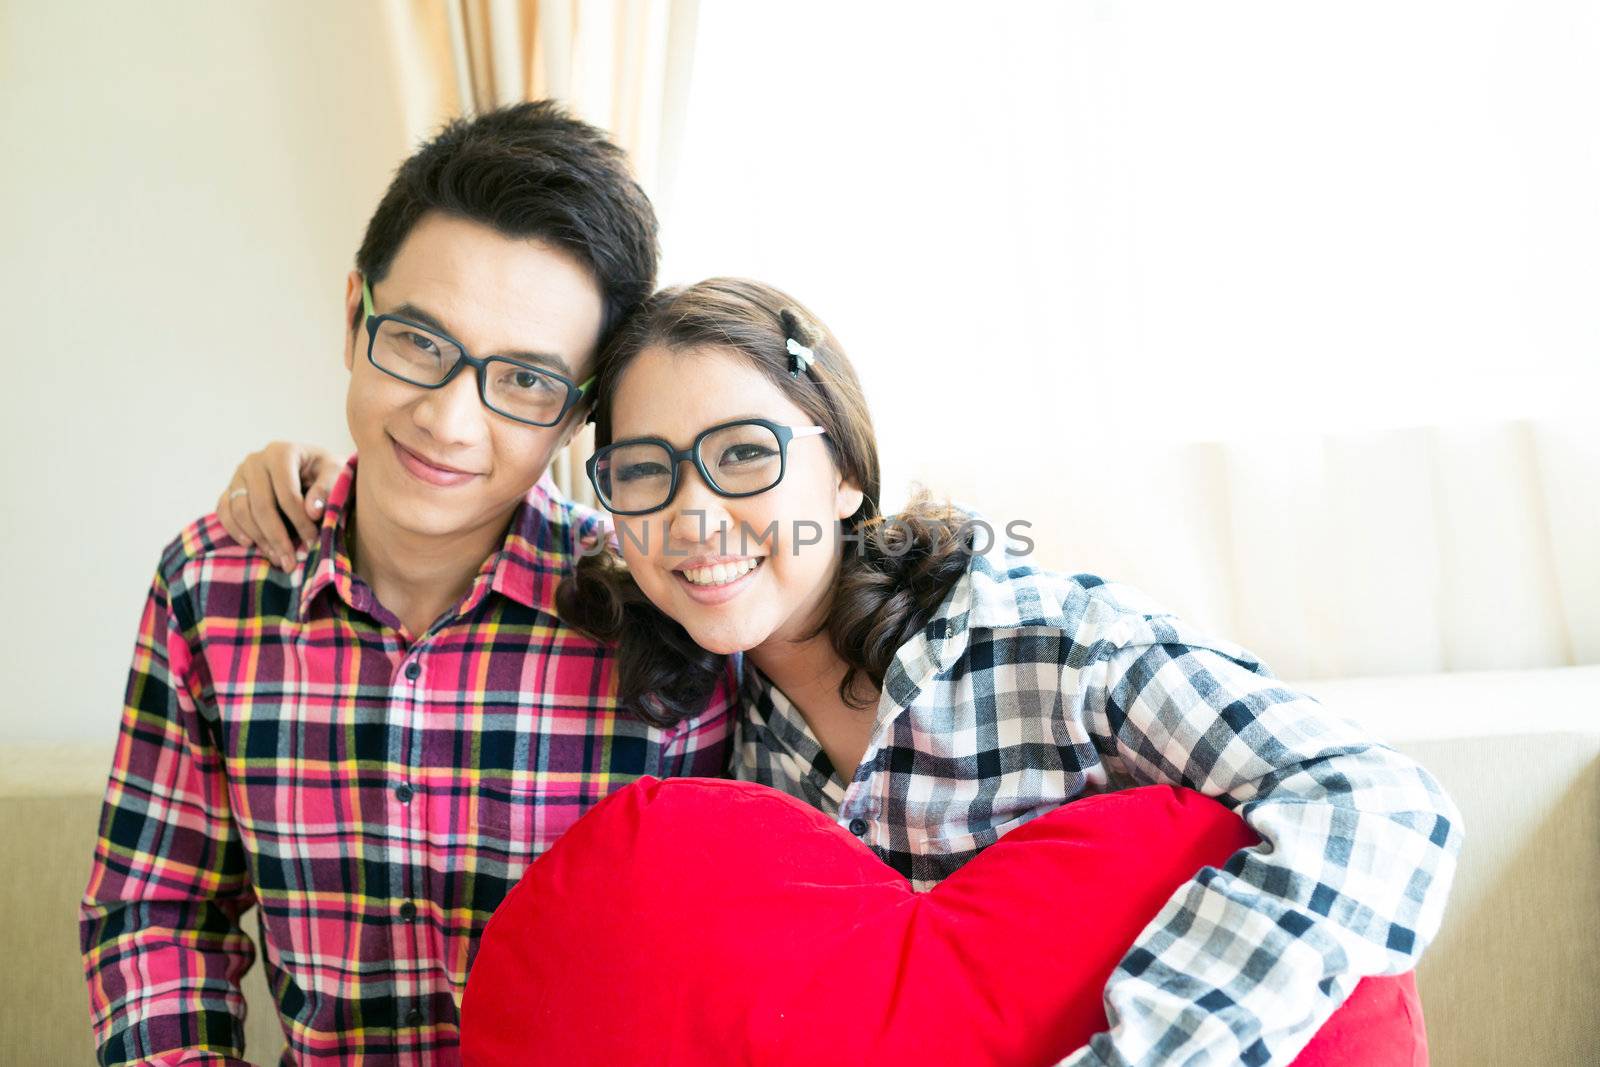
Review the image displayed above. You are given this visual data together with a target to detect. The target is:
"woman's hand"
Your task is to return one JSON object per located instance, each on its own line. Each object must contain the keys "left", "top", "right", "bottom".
{"left": 216, "top": 442, "right": 342, "bottom": 569}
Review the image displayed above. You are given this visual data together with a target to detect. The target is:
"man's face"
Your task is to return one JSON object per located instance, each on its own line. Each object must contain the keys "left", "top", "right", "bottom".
{"left": 341, "top": 212, "right": 604, "bottom": 543}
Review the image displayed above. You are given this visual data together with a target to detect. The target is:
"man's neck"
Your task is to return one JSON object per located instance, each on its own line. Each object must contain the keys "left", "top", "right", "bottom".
{"left": 346, "top": 486, "right": 518, "bottom": 641}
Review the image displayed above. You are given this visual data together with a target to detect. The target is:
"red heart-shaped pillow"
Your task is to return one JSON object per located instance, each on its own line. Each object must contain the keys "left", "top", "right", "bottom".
{"left": 462, "top": 778, "right": 1425, "bottom": 1066}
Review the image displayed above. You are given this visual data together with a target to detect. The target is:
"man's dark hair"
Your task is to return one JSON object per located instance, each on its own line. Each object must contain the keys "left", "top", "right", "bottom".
{"left": 354, "top": 100, "right": 658, "bottom": 352}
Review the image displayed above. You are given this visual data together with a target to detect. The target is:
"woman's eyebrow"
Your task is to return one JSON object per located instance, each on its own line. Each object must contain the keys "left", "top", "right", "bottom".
{"left": 616, "top": 415, "right": 772, "bottom": 440}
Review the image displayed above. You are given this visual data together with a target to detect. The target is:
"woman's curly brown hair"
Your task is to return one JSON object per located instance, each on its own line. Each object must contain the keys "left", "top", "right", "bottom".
{"left": 556, "top": 278, "right": 975, "bottom": 727}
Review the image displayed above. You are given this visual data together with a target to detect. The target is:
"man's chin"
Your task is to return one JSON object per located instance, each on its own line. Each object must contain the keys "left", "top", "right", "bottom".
{"left": 365, "top": 477, "right": 500, "bottom": 539}
{"left": 377, "top": 507, "right": 482, "bottom": 542}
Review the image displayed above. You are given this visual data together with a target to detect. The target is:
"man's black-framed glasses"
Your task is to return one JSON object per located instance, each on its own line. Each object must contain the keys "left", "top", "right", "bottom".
{"left": 361, "top": 280, "right": 593, "bottom": 428}
{"left": 586, "top": 418, "right": 828, "bottom": 516}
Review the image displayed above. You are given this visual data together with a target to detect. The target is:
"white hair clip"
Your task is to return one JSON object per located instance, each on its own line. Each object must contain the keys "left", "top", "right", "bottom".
{"left": 786, "top": 336, "right": 816, "bottom": 377}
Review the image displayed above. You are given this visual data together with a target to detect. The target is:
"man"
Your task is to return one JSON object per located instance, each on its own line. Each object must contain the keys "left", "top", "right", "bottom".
{"left": 80, "top": 102, "right": 734, "bottom": 1066}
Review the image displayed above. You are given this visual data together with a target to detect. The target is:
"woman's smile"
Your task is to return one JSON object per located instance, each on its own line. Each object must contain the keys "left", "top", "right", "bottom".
{"left": 672, "top": 555, "right": 764, "bottom": 604}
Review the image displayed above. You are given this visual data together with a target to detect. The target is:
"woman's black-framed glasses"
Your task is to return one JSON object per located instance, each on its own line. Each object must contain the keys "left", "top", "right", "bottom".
{"left": 361, "top": 280, "right": 593, "bottom": 427}
{"left": 586, "top": 418, "right": 828, "bottom": 516}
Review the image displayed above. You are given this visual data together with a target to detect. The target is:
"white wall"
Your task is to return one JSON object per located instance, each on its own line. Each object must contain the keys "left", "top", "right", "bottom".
{"left": 1, "top": 2, "right": 407, "bottom": 746}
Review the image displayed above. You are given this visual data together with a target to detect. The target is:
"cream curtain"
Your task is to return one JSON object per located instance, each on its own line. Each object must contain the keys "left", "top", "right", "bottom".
{"left": 655, "top": 4, "right": 1599, "bottom": 680}
{"left": 377, "top": 0, "right": 700, "bottom": 504}
{"left": 975, "top": 417, "right": 1600, "bottom": 681}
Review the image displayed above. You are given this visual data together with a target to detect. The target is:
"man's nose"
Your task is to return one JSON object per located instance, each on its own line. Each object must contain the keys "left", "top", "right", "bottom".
{"left": 412, "top": 366, "right": 488, "bottom": 445}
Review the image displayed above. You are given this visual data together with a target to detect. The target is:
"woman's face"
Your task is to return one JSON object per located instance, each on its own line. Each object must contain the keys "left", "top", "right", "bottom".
{"left": 606, "top": 344, "right": 864, "bottom": 656}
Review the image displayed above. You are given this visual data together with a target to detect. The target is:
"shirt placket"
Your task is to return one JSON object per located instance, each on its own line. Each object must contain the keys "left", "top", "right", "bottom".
{"left": 389, "top": 640, "right": 432, "bottom": 1061}
{"left": 836, "top": 697, "right": 903, "bottom": 847}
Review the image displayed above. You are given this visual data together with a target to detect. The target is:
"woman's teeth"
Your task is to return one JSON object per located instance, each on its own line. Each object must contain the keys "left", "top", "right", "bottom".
{"left": 681, "top": 558, "right": 761, "bottom": 587}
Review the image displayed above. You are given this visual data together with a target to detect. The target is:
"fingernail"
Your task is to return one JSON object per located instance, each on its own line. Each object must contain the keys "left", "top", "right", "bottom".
{"left": 311, "top": 498, "right": 325, "bottom": 511}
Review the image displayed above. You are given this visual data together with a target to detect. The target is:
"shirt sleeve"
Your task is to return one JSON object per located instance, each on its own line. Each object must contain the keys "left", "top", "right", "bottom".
{"left": 1056, "top": 627, "right": 1463, "bottom": 1067}
{"left": 79, "top": 563, "right": 258, "bottom": 1067}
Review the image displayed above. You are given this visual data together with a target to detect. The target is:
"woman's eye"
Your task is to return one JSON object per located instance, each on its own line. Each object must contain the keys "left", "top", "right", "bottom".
{"left": 616, "top": 462, "right": 670, "bottom": 483}
{"left": 721, "top": 444, "right": 776, "bottom": 465}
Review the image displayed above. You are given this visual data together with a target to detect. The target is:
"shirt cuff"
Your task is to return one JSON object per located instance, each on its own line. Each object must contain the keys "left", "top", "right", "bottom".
{"left": 1053, "top": 1040, "right": 1111, "bottom": 1067}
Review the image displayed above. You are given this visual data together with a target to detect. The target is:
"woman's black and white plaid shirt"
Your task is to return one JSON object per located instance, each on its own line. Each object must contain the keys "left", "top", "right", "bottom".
{"left": 732, "top": 550, "right": 1462, "bottom": 1067}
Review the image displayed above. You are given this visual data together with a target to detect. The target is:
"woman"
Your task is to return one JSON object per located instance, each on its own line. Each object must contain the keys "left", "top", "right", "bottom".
{"left": 218, "top": 278, "right": 1461, "bottom": 1065}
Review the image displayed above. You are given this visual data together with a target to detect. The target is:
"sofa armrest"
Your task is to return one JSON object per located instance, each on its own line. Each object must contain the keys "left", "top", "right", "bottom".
{"left": 1, "top": 743, "right": 285, "bottom": 1066}
{"left": 1299, "top": 668, "right": 1600, "bottom": 1067}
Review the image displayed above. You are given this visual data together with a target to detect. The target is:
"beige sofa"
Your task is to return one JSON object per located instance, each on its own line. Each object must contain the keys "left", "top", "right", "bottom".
{"left": 6, "top": 666, "right": 1597, "bottom": 1066}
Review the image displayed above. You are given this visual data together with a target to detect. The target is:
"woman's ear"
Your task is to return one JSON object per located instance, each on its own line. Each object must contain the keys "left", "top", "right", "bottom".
{"left": 835, "top": 478, "right": 865, "bottom": 522}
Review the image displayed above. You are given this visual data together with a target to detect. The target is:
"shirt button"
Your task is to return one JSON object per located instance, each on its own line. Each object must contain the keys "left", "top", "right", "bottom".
{"left": 399, "top": 900, "right": 417, "bottom": 922}
{"left": 849, "top": 818, "right": 869, "bottom": 836}
{"left": 403, "top": 661, "right": 421, "bottom": 681}
{"left": 404, "top": 1007, "right": 424, "bottom": 1027}
{"left": 395, "top": 783, "right": 414, "bottom": 803}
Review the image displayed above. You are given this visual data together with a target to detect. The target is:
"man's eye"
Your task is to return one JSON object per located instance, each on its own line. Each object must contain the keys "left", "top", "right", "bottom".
{"left": 505, "top": 369, "right": 555, "bottom": 393}
{"left": 404, "top": 332, "right": 439, "bottom": 355}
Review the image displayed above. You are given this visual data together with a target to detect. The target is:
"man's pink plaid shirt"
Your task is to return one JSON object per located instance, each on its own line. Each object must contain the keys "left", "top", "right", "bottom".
{"left": 81, "top": 458, "right": 735, "bottom": 1065}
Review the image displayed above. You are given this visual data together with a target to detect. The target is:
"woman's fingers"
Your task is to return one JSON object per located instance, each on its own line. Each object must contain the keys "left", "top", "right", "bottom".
{"left": 217, "top": 482, "right": 252, "bottom": 547}
{"left": 269, "top": 445, "right": 319, "bottom": 545}
{"left": 241, "top": 456, "right": 297, "bottom": 571}
{"left": 215, "top": 442, "right": 339, "bottom": 568}
{"left": 299, "top": 447, "right": 342, "bottom": 524}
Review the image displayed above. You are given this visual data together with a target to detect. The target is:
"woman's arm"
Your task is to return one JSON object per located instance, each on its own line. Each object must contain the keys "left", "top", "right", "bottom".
{"left": 1058, "top": 630, "right": 1462, "bottom": 1067}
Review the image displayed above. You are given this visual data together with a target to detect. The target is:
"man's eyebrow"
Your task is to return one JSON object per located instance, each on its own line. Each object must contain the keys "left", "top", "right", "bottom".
{"left": 390, "top": 302, "right": 453, "bottom": 336}
{"left": 388, "top": 302, "right": 575, "bottom": 377}
{"left": 497, "top": 348, "right": 575, "bottom": 377}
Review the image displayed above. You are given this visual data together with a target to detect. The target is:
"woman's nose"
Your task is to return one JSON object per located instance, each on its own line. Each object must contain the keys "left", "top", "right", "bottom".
{"left": 666, "top": 464, "right": 735, "bottom": 547}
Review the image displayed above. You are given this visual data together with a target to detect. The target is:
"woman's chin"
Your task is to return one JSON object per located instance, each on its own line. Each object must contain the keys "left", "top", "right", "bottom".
{"left": 684, "top": 624, "right": 764, "bottom": 658}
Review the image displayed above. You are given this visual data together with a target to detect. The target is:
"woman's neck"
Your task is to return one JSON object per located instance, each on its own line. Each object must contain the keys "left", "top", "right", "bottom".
{"left": 749, "top": 634, "right": 881, "bottom": 782}
{"left": 747, "top": 632, "right": 848, "bottom": 704}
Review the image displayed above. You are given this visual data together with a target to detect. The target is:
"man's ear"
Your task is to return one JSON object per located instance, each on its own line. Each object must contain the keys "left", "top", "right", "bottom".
{"left": 835, "top": 478, "right": 866, "bottom": 522}
{"left": 557, "top": 398, "right": 599, "bottom": 451}
{"left": 342, "top": 271, "right": 363, "bottom": 373}
{"left": 555, "top": 416, "right": 581, "bottom": 451}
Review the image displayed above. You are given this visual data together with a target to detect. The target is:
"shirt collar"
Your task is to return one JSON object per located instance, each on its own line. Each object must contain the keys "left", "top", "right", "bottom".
{"left": 888, "top": 546, "right": 1079, "bottom": 689}
{"left": 296, "top": 461, "right": 600, "bottom": 623}
{"left": 735, "top": 536, "right": 1014, "bottom": 718}
{"left": 739, "top": 663, "right": 852, "bottom": 805}
{"left": 296, "top": 459, "right": 359, "bottom": 621}
{"left": 737, "top": 539, "right": 1068, "bottom": 766}
{"left": 484, "top": 471, "right": 599, "bottom": 615}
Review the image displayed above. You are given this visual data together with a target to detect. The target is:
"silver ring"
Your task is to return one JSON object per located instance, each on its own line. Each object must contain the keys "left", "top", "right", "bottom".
{"left": 228, "top": 488, "right": 249, "bottom": 500}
